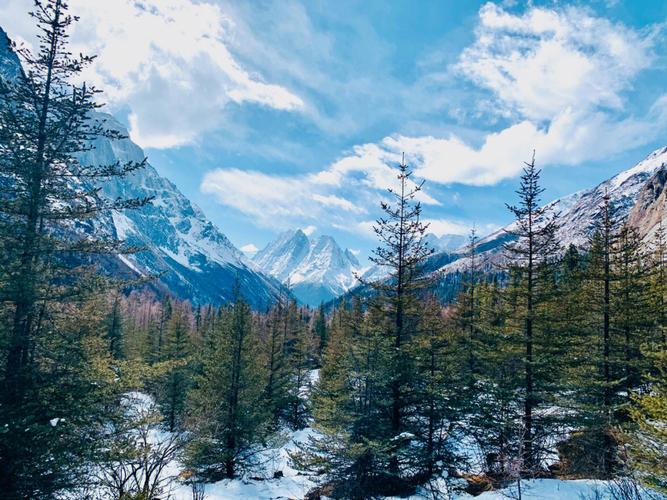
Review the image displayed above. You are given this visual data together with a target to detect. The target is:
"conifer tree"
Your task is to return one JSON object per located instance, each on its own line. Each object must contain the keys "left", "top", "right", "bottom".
{"left": 298, "top": 297, "right": 396, "bottom": 498}
{"left": 412, "top": 295, "right": 461, "bottom": 480}
{"left": 186, "top": 291, "right": 269, "bottom": 480}
{"left": 261, "top": 296, "right": 291, "bottom": 427}
{"left": 0, "top": 1, "right": 148, "bottom": 494}
{"left": 364, "top": 155, "right": 435, "bottom": 479}
{"left": 613, "top": 225, "right": 650, "bottom": 395}
{"left": 571, "top": 193, "right": 626, "bottom": 477}
{"left": 628, "top": 349, "right": 667, "bottom": 493}
{"left": 502, "top": 152, "right": 560, "bottom": 471}
{"left": 315, "top": 302, "right": 328, "bottom": 360}
{"left": 284, "top": 308, "right": 314, "bottom": 429}
{"left": 159, "top": 301, "right": 193, "bottom": 432}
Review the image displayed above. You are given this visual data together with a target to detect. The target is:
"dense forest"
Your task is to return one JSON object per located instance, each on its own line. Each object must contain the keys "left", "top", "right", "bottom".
{"left": 1, "top": 1, "right": 666, "bottom": 499}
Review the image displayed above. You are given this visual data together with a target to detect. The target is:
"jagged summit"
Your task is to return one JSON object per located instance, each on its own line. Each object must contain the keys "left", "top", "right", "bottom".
{"left": 254, "top": 229, "right": 362, "bottom": 306}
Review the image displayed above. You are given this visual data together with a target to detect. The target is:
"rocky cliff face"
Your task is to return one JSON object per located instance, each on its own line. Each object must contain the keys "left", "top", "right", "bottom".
{"left": 627, "top": 165, "right": 667, "bottom": 242}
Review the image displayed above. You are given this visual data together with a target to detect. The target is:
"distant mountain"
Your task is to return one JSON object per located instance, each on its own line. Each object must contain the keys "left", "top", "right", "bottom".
{"left": 254, "top": 230, "right": 362, "bottom": 305}
{"left": 433, "top": 146, "right": 667, "bottom": 277}
{"left": 0, "top": 27, "right": 282, "bottom": 308}
{"left": 424, "top": 233, "right": 467, "bottom": 253}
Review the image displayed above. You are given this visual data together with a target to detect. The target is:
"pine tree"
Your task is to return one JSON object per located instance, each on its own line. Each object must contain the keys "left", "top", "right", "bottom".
{"left": 314, "top": 302, "right": 328, "bottom": 360}
{"left": 502, "top": 152, "right": 560, "bottom": 471}
{"left": 0, "top": 1, "right": 149, "bottom": 495}
{"left": 284, "top": 306, "right": 314, "bottom": 430}
{"left": 186, "top": 291, "right": 269, "bottom": 480}
{"left": 261, "top": 296, "right": 291, "bottom": 428}
{"left": 411, "top": 295, "right": 461, "bottom": 480}
{"left": 569, "top": 193, "right": 627, "bottom": 477}
{"left": 364, "top": 155, "right": 435, "bottom": 480}
{"left": 158, "top": 301, "right": 193, "bottom": 432}
{"left": 613, "top": 225, "right": 650, "bottom": 396}
{"left": 297, "top": 297, "right": 396, "bottom": 499}
{"left": 628, "top": 345, "right": 667, "bottom": 493}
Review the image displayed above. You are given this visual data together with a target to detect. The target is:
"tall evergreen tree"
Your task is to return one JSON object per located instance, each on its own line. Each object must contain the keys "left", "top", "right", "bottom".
{"left": 503, "top": 152, "right": 560, "bottom": 471}
{"left": 159, "top": 301, "right": 193, "bottom": 432}
{"left": 364, "top": 155, "right": 435, "bottom": 479}
{"left": 0, "top": 1, "right": 148, "bottom": 495}
{"left": 186, "top": 291, "right": 269, "bottom": 480}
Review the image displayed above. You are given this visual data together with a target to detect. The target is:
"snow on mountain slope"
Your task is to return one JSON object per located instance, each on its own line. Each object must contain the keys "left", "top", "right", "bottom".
{"left": 254, "top": 229, "right": 362, "bottom": 305}
{"left": 79, "top": 113, "right": 283, "bottom": 307}
{"left": 0, "top": 29, "right": 282, "bottom": 308}
{"left": 435, "top": 146, "right": 667, "bottom": 276}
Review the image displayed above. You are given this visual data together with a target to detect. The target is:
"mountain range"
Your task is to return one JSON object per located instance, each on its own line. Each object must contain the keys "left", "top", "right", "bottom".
{"left": 4, "top": 24, "right": 667, "bottom": 309}
{"left": 431, "top": 146, "right": 667, "bottom": 277}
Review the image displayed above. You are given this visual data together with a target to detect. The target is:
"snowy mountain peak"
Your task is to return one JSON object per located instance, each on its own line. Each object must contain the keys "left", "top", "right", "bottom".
{"left": 77, "top": 112, "right": 282, "bottom": 307}
{"left": 254, "top": 230, "right": 362, "bottom": 305}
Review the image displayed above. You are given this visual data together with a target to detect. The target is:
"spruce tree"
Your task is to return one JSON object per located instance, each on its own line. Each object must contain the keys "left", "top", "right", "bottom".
{"left": 364, "top": 155, "right": 435, "bottom": 480}
{"left": 502, "top": 152, "right": 560, "bottom": 471}
{"left": 0, "top": 1, "right": 148, "bottom": 495}
{"left": 571, "top": 193, "right": 626, "bottom": 477}
{"left": 159, "top": 301, "right": 193, "bottom": 432}
{"left": 186, "top": 291, "right": 269, "bottom": 480}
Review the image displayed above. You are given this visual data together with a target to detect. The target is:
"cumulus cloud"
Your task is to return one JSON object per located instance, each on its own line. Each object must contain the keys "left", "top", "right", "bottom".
{"left": 1, "top": 0, "right": 303, "bottom": 149}
{"left": 386, "top": 1, "right": 665, "bottom": 186}
{"left": 334, "top": 3, "right": 666, "bottom": 188}
{"left": 201, "top": 142, "right": 442, "bottom": 229}
{"left": 457, "top": 2, "right": 653, "bottom": 121}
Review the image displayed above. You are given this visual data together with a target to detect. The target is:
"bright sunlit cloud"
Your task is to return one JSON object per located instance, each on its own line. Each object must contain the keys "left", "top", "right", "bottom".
{"left": 1, "top": 0, "right": 304, "bottom": 149}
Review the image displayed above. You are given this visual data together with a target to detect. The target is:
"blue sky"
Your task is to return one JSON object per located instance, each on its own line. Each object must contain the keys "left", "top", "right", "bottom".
{"left": 3, "top": 0, "right": 667, "bottom": 259}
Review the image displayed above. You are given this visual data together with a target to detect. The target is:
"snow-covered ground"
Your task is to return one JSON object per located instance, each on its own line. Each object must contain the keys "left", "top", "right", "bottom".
{"left": 113, "top": 380, "right": 662, "bottom": 500}
{"left": 169, "top": 428, "right": 317, "bottom": 499}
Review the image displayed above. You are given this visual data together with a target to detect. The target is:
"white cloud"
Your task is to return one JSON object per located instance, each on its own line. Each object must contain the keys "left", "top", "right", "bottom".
{"left": 1, "top": 0, "right": 303, "bottom": 149}
{"left": 424, "top": 219, "right": 471, "bottom": 237}
{"left": 311, "top": 194, "right": 364, "bottom": 213}
{"left": 200, "top": 143, "right": 442, "bottom": 229}
{"left": 365, "top": 3, "right": 666, "bottom": 187}
{"left": 240, "top": 243, "right": 258, "bottom": 254}
{"left": 302, "top": 225, "right": 317, "bottom": 236}
{"left": 457, "top": 3, "right": 653, "bottom": 122}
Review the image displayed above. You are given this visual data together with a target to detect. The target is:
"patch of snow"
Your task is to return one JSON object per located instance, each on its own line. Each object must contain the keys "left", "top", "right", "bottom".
{"left": 117, "top": 254, "right": 144, "bottom": 276}
{"left": 110, "top": 210, "right": 137, "bottom": 240}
